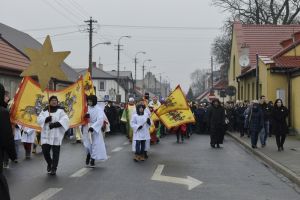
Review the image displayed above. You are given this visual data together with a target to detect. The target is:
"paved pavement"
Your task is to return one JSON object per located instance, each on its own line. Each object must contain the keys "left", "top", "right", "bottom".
{"left": 228, "top": 131, "right": 300, "bottom": 187}
{"left": 4, "top": 133, "right": 300, "bottom": 200}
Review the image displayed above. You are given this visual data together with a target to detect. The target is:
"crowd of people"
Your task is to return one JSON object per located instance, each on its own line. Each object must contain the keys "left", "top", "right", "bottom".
{"left": 0, "top": 80, "right": 290, "bottom": 199}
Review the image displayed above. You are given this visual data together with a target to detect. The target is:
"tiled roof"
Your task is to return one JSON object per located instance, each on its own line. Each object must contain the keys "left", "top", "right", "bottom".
{"left": 273, "top": 56, "right": 300, "bottom": 68}
{"left": 0, "top": 37, "right": 30, "bottom": 71}
{"left": 106, "top": 70, "right": 133, "bottom": 79}
{"left": 0, "top": 23, "right": 78, "bottom": 82}
{"left": 234, "top": 22, "right": 300, "bottom": 67}
{"left": 213, "top": 79, "right": 228, "bottom": 90}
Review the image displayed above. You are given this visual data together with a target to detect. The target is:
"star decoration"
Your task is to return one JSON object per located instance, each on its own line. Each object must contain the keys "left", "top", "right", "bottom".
{"left": 21, "top": 35, "right": 70, "bottom": 91}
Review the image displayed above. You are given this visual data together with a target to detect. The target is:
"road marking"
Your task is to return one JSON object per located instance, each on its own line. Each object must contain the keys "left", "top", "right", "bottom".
{"left": 70, "top": 168, "right": 92, "bottom": 177}
{"left": 123, "top": 141, "right": 130, "bottom": 145}
{"left": 151, "top": 164, "right": 203, "bottom": 190}
{"left": 31, "top": 188, "right": 62, "bottom": 200}
{"left": 111, "top": 147, "right": 123, "bottom": 152}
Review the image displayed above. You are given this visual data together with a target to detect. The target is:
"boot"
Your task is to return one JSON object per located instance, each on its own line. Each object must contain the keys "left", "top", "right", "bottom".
{"left": 133, "top": 155, "right": 139, "bottom": 162}
{"left": 139, "top": 155, "right": 145, "bottom": 161}
{"left": 90, "top": 159, "right": 95, "bottom": 168}
{"left": 50, "top": 167, "right": 56, "bottom": 175}
{"left": 85, "top": 153, "right": 91, "bottom": 165}
{"left": 47, "top": 165, "right": 52, "bottom": 174}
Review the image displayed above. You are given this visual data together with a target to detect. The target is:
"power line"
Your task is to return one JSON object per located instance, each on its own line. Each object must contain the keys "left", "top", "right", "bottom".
{"left": 68, "top": 0, "right": 91, "bottom": 17}
{"left": 34, "top": 30, "right": 81, "bottom": 40}
{"left": 53, "top": 0, "right": 84, "bottom": 22}
{"left": 65, "top": 0, "right": 89, "bottom": 19}
{"left": 42, "top": 0, "right": 79, "bottom": 25}
{"left": 100, "top": 24, "right": 220, "bottom": 30}
{"left": 22, "top": 25, "right": 79, "bottom": 32}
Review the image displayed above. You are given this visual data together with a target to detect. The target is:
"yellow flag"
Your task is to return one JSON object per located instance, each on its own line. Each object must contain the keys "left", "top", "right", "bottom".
{"left": 155, "top": 85, "right": 189, "bottom": 116}
{"left": 149, "top": 112, "right": 159, "bottom": 134}
{"left": 83, "top": 70, "right": 95, "bottom": 95}
{"left": 159, "top": 109, "right": 195, "bottom": 130}
{"left": 10, "top": 77, "right": 87, "bottom": 130}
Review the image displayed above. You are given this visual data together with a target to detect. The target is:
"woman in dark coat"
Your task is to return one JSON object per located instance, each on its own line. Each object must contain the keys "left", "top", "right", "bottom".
{"left": 272, "top": 99, "right": 288, "bottom": 151}
{"left": 247, "top": 102, "right": 264, "bottom": 149}
{"left": 0, "top": 83, "right": 17, "bottom": 200}
{"left": 207, "top": 99, "right": 225, "bottom": 148}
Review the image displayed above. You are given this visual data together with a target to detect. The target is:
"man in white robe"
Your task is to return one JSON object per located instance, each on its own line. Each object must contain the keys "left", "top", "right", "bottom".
{"left": 82, "top": 95, "right": 108, "bottom": 168}
{"left": 37, "top": 96, "right": 69, "bottom": 175}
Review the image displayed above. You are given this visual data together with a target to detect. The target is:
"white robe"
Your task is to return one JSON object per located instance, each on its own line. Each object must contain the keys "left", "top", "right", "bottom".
{"left": 130, "top": 113, "right": 152, "bottom": 151}
{"left": 20, "top": 126, "right": 36, "bottom": 143}
{"left": 82, "top": 105, "right": 108, "bottom": 161}
{"left": 14, "top": 125, "right": 22, "bottom": 141}
{"left": 37, "top": 108, "right": 70, "bottom": 146}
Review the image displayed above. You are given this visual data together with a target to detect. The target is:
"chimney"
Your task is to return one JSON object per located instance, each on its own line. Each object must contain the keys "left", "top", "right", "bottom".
{"left": 92, "top": 62, "right": 97, "bottom": 68}
{"left": 98, "top": 63, "right": 103, "bottom": 70}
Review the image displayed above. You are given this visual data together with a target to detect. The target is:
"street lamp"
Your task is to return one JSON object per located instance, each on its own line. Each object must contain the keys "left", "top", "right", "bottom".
{"left": 134, "top": 51, "right": 146, "bottom": 90}
{"left": 117, "top": 35, "right": 131, "bottom": 95}
{"left": 142, "top": 59, "right": 152, "bottom": 93}
{"left": 89, "top": 41, "right": 111, "bottom": 77}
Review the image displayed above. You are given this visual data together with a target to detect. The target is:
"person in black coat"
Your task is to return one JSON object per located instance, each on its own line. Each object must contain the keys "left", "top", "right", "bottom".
{"left": 207, "top": 99, "right": 225, "bottom": 148}
{"left": 272, "top": 99, "right": 289, "bottom": 151}
{"left": 246, "top": 101, "right": 264, "bottom": 148}
{"left": 0, "top": 83, "right": 17, "bottom": 200}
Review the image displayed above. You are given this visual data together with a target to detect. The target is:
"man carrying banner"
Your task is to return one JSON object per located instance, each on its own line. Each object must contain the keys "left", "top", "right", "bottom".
{"left": 37, "top": 96, "right": 70, "bottom": 175}
{"left": 82, "top": 95, "right": 108, "bottom": 168}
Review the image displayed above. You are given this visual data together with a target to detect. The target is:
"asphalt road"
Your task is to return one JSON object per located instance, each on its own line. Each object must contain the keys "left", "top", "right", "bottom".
{"left": 4, "top": 133, "right": 300, "bottom": 200}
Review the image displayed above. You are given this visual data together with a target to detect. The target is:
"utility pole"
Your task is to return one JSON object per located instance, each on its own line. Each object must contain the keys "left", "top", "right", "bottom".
{"left": 84, "top": 17, "right": 97, "bottom": 77}
{"left": 256, "top": 53, "right": 259, "bottom": 100}
{"left": 142, "top": 65, "right": 145, "bottom": 93}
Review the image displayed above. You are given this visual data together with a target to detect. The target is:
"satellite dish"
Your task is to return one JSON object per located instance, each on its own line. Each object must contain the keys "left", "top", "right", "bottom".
{"left": 239, "top": 54, "right": 250, "bottom": 67}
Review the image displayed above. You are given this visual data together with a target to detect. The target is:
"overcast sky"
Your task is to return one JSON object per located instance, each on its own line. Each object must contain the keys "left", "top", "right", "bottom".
{"left": 1, "top": 0, "right": 226, "bottom": 92}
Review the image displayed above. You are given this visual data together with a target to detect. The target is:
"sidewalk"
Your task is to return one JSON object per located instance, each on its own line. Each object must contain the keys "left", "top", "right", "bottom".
{"left": 227, "top": 131, "right": 300, "bottom": 186}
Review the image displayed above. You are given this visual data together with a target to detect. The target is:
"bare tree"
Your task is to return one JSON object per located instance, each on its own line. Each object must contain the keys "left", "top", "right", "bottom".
{"left": 190, "top": 69, "right": 209, "bottom": 97}
{"left": 212, "top": 0, "right": 300, "bottom": 24}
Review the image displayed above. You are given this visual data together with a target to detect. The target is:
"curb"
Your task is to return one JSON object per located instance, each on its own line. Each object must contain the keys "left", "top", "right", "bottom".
{"left": 227, "top": 132, "right": 300, "bottom": 187}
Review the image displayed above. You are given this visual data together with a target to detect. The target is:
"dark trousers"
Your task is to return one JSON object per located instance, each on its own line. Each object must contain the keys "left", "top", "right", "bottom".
{"left": 176, "top": 132, "right": 184, "bottom": 142}
{"left": 276, "top": 134, "right": 286, "bottom": 148}
{"left": 135, "top": 140, "right": 146, "bottom": 156}
{"left": 251, "top": 131, "right": 259, "bottom": 146}
{"left": 0, "top": 150, "right": 11, "bottom": 200}
{"left": 42, "top": 144, "right": 60, "bottom": 169}
{"left": 23, "top": 143, "right": 32, "bottom": 155}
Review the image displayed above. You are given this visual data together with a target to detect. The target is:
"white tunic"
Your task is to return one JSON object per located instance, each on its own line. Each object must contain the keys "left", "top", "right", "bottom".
{"left": 20, "top": 126, "right": 36, "bottom": 143}
{"left": 37, "top": 108, "right": 70, "bottom": 146}
{"left": 130, "top": 113, "right": 151, "bottom": 141}
{"left": 82, "top": 105, "right": 108, "bottom": 161}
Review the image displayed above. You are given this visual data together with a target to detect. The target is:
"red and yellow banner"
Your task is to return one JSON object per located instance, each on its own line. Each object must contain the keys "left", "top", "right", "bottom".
{"left": 155, "top": 85, "right": 189, "bottom": 116}
{"left": 10, "top": 77, "right": 87, "bottom": 130}
{"left": 159, "top": 109, "right": 195, "bottom": 130}
{"left": 83, "top": 70, "right": 95, "bottom": 95}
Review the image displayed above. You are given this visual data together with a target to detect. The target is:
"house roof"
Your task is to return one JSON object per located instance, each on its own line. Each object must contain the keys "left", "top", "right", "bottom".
{"left": 196, "top": 90, "right": 210, "bottom": 101}
{"left": 0, "top": 37, "right": 30, "bottom": 71}
{"left": 234, "top": 22, "right": 300, "bottom": 67}
{"left": 213, "top": 79, "right": 228, "bottom": 90}
{"left": 75, "top": 67, "right": 114, "bottom": 79}
{"left": 106, "top": 70, "right": 133, "bottom": 79}
{"left": 273, "top": 56, "right": 300, "bottom": 68}
{"left": 0, "top": 23, "right": 78, "bottom": 82}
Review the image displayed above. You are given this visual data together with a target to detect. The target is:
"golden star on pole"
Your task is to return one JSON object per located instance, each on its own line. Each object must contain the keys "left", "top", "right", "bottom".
{"left": 21, "top": 35, "right": 70, "bottom": 91}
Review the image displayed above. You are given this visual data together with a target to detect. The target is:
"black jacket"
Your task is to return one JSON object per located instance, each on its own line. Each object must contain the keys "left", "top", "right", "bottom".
{"left": 272, "top": 106, "right": 289, "bottom": 135}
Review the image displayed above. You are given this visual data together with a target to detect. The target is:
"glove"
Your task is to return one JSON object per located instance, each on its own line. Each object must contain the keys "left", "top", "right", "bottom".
{"left": 88, "top": 127, "right": 94, "bottom": 132}
{"left": 45, "top": 116, "right": 52, "bottom": 123}
{"left": 49, "top": 123, "right": 55, "bottom": 130}
{"left": 138, "top": 125, "right": 143, "bottom": 130}
{"left": 15, "top": 124, "right": 19, "bottom": 129}
{"left": 84, "top": 113, "right": 90, "bottom": 119}
{"left": 146, "top": 118, "right": 151, "bottom": 125}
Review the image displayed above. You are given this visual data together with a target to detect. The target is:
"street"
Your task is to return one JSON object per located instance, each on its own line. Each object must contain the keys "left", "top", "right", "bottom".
{"left": 5, "top": 133, "right": 300, "bottom": 200}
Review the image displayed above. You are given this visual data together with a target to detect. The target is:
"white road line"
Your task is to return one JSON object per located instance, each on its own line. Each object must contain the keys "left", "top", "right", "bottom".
{"left": 31, "top": 188, "right": 63, "bottom": 200}
{"left": 70, "top": 168, "right": 92, "bottom": 178}
{"left": 111, "top": 147, "right": 123, "bottom": 152}
{"left": 123, "top": 141, "right": 130, "bottom": 145}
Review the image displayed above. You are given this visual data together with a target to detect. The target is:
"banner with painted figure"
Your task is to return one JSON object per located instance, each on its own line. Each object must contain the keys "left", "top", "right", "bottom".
{"left": 149, "top": 112, "right": 160, "bottom": 134}
{"left": 82, "top": 70, "right": 95, "bottom": 95}
{"left": 155, "top": 85, "right": 189, "bottom": 117}
{"left": 159, "top": 109, "right": 195, "bottom": 130}
{"left": 10, "top": 77, "right": 87, "bottom": 130}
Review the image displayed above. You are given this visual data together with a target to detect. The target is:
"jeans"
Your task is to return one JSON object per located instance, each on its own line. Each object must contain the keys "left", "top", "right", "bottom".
{"left": 251, "top": 131, "right": 259, "bottom": 146}
{"left": 259, "top": 121, "right": 269, "bottom": 145}
{"left": 42, "top": 144, "right": 61, "bottom": 170}
{"left": 135, "top": 140, "right": 146, "bottom": 156}
{"left": 14, "top": 140, "right": 21, "bottom": 159}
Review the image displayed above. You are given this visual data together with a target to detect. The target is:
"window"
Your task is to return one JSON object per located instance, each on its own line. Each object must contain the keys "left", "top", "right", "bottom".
{"left": 241, "top": 86, "right": 244, "bottom": 100}
{"left": 252, "top": 82, "right": 255, "bottom": 100}
{"left": 247, "top": 83, "right": 250, "bottom": 100}
{"left": 99, "top": 80, "right": 106, "bottom": 91}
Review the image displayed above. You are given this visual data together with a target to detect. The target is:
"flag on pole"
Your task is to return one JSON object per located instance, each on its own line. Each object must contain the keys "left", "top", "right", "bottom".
{"left": 10, "top": 77, "right": 87, "bottom": 130}
{"left": 159, "top": 109, "right": 195, "bottom": 130}
{"left": 155, "top": 85, "right": 189, "bottom": 116}
{"left": 82, "top": 70, "right": 95, "bottom": 95}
